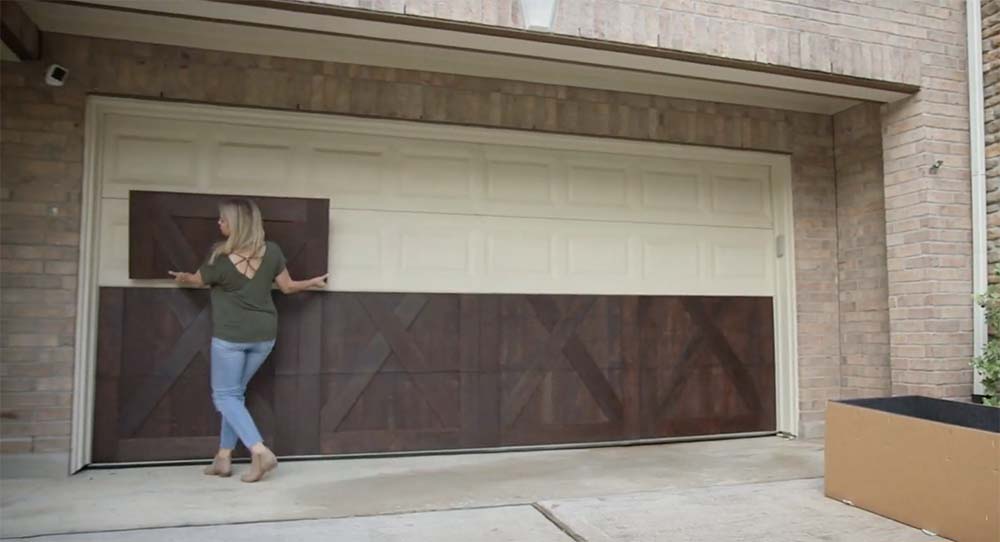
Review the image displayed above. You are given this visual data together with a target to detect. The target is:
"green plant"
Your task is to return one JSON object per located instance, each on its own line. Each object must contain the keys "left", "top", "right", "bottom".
{"left": 972, "top": 266, "right": 1000, "bottom": 407}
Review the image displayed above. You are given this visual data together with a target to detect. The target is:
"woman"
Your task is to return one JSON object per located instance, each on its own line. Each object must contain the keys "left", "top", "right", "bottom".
{"left": 169, "top": 198, "right": 327, "bottom": 483}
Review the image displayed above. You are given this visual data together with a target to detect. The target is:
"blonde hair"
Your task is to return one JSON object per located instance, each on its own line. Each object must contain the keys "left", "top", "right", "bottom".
{"left": 210, "top": 198, "right": 266, "bottom": 264}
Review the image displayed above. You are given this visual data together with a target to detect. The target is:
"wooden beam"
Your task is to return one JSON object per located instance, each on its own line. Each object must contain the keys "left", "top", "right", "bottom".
{"left": 1, "top": 1, "right": 41, "bottom": 61}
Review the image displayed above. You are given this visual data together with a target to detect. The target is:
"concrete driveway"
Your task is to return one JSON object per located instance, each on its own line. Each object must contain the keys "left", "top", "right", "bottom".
{"left": 0, "top": 437, "right": 947, "bottom": 541}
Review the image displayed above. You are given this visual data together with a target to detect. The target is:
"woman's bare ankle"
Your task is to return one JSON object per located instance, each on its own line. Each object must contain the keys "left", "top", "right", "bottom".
{"left": 216, "top": 448, "right": 233, "bottom": 459}
{"left": 249, "top": 443, "right": 268, "bottom": 455}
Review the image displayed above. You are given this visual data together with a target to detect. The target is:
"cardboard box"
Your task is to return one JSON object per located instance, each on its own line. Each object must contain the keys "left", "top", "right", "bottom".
{"left": 825, "top": 396, "right": 1000, "bottom": 542}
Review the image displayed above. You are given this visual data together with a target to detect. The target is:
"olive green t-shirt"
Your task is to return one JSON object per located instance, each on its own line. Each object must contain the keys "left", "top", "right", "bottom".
{"left": 199, "top": 241, "right": 287, "bottom": 343}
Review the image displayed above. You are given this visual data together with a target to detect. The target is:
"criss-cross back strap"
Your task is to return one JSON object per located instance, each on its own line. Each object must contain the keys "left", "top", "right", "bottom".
{"left": 231, "top": 252, "right": 262, "bottom": 277}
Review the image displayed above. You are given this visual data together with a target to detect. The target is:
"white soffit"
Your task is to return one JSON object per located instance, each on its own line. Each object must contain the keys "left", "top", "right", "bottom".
{"left": 26, "top": 0, "right": 911, "bottom": 114}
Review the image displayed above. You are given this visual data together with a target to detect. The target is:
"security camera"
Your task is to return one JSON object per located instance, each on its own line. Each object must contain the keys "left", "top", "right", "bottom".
{"left": 45, "top": 64, "right": 68, "bottom": 87}
{"left": 929, "top": 159, "right": 944, "bottom": 174}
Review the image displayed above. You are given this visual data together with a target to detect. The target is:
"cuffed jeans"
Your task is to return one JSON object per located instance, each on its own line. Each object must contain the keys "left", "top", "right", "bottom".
{"left": 210, "top": 337, "right": 275, "bottom": 450}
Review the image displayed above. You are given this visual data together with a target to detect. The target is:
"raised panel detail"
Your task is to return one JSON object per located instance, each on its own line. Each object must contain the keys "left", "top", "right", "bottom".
{"left": 640, "top": 171, "right": 701, "bottom": 211}
{"left": 309, "top": 148, "right": 384, "bottom": 195}
{"left": 567, "top": 165, "right": 628, "bottom": 208}
{"left": 401, "top": 230, "right": 470, "bottom": 273}
{"left": 331, "top": 229, "right": 381, "bottom": 271}
{"left": 568, "top": 235, "right": 629, "bottom": 276}
{"left": 642, "top": 238, "right": 700, "bottom": 279}
{"left": 712, "top": 177, "right": 766, "bottom": 213}
{"left": 709, "top": 165, "right": 772, "bottom": 225}
{"left": 713, "top": 243, "right": 769, "bottom": 279}
{"left": 215, "top": 143, "right": 291, "bottom": 185}
{"left": 113, "top": 136, "right": 197, "bottom": 187}
{"left": 399, "top": 153, "right": 472, "bottom": 199}
{"left": 487, "top": 232, "right": 552, "bottom": 275}
{"left": 485, "top": 160, "right": 553, "bottom": 205}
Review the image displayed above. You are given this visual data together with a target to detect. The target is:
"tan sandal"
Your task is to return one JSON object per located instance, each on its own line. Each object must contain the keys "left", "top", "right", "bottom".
{"left": 203, "top": 455, "right": 232, "bottom": 477}
{"left": 240, "top": 448, "right": 277, "bottom": 483}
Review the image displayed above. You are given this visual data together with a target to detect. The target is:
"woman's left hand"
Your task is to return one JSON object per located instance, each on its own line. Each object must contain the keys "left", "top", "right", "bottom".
{"left": 169, "top": 270, "right": 205, "bottom": 287}
{"left": 308, "top": 273, "right": 329, "bottom": 289}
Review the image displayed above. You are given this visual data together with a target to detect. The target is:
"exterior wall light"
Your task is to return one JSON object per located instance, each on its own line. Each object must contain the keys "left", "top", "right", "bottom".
{"left": 519, "top": 0, "right": 558, "bottom": 32}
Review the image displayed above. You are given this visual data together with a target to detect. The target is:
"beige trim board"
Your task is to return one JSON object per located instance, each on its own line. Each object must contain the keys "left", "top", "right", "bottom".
{"left": 26, "top": 0, "right": 880, "bottom": 114}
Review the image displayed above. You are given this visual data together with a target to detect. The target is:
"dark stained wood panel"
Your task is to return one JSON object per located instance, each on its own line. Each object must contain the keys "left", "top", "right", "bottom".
{"left": 638, "top": 296, "right": 776, "bottom": 438}
{"left": 318, "top": 293, "right": 466, "bottom": 454}
{"left": 494, "top": 295, "right": 628, "bottom": 447}
{"left": 93, "top": 289, "right": 775, "bottom": 463}
{"left": 128, "top": 190, "right": 328, "bottom": 280}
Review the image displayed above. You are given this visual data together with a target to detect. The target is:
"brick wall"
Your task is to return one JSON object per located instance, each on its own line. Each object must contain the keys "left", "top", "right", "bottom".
{"left": 834, "top": 103, "right": 890, "bottom": 399}
{"left": 300, "top": 0, "right": 933, "bottom": 86}
{"left": 0, "top": 70, "right": 82, "bottom": 454}
{"left": 882, "top": 4, "right": 973, "bottom": 399}
{"left": 0, "top": 31, "right": 840, "bottom": 453}
{"left": 986, "top": 0, "right": 1000, "bottom": 274}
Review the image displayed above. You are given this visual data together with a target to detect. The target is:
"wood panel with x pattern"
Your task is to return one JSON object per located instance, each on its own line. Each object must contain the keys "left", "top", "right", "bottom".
{"left": 652, "top": 297, "right": 766, "bottom": 417}
{"left": 503, "top": 296, "right": 625, "bottom": 429}
{"left": 117, "top": 289, "right": 213, "bottom": 437}
{"left": 128, "top": 190, "right": 329, "bottom": 280}
{"left": 94, "top": 289, "right": 774, "bottom": 462}
{"left": 320, "top": 294, "right": 455, "bottom": 432}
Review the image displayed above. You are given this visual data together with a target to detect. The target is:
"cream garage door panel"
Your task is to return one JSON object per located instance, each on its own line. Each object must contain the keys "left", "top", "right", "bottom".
{"left": 708, "top": 163, "right": 773, "bottom": 225}
{"left": 101, "top": 203, "right": 771, "bottom": 296}
{"left": 98, "top": 114, "right": 773, "bottom": 229}
{"left": 328, "top": 210, "right": 775, "bottom": 296}
{"left": 101, "top": 114, "right": 204, "bottom": 198}
{"left": 96, "top": 109, "right": 779, "bottom": 297}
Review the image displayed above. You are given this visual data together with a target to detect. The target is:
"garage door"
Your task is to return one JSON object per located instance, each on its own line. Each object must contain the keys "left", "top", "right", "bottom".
{"left": 89, "top": 99, "right": 790, "bottom": 463}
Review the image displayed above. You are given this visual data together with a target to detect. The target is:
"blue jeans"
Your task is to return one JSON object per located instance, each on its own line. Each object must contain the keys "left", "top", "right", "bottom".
{"left": 210, "top": 337, "right": 275, "bottom": 450}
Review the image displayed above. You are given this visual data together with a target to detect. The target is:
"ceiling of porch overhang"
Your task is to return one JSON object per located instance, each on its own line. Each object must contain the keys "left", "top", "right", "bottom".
{"left": 23, "top": 0, "right": 918, "bottom": 115}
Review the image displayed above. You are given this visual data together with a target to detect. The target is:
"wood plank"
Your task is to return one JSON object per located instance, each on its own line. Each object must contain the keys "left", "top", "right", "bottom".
{"left": 459, "top": 294, "right": 481, "bottom": 448}
{"left": 621, "top": 296, "right": 641, "bottom": 439}
{"left": 273, "top": 293, "right": 303, "bottom": 455}
{"left": 93, "top": 288, "right": 124, "bottom": 462}
{"left": 477, "top": 295, "right": 501, "bottom": 447}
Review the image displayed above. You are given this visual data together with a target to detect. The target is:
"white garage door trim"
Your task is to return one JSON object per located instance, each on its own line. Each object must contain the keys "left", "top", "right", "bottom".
{"left": 70, "top": 96, "right": 799, "bottom": 472}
